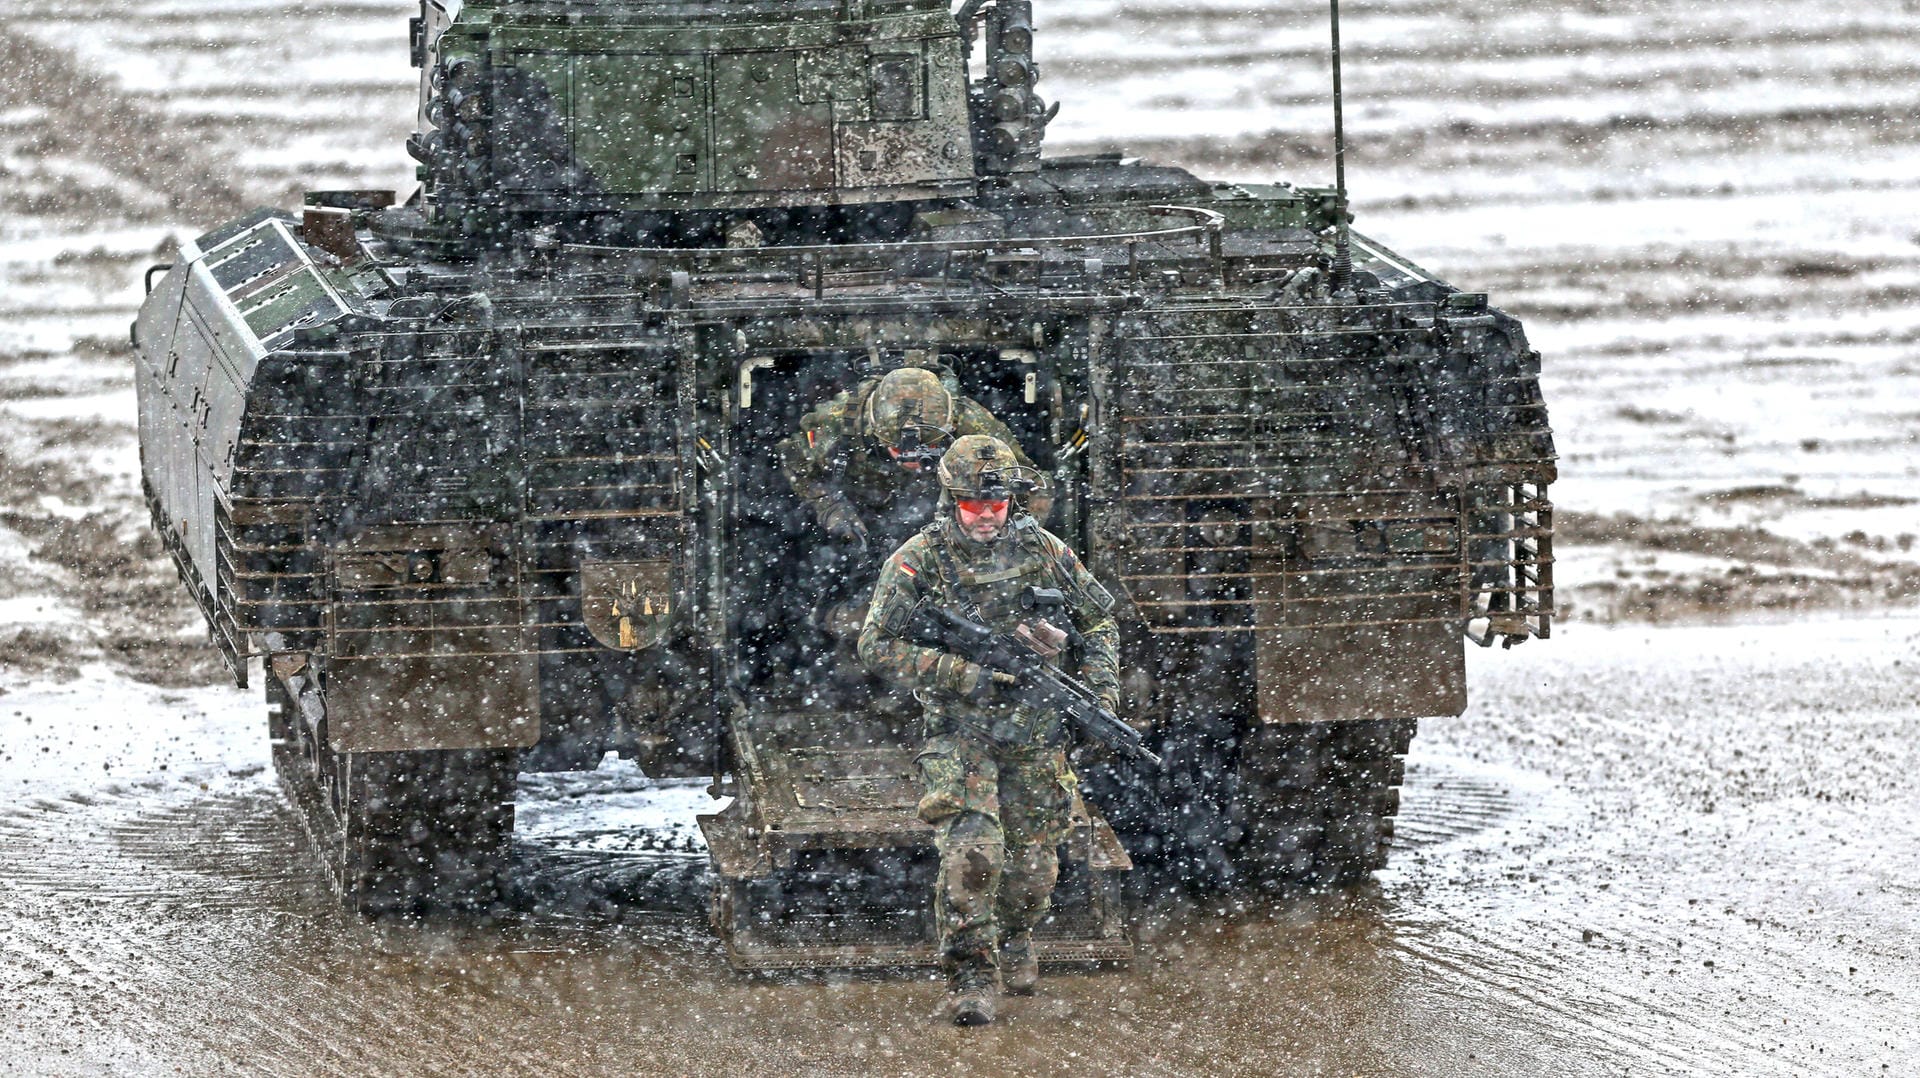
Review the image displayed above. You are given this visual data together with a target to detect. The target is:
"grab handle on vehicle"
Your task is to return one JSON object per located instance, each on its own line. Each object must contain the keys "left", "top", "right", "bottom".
{"left": 144, "top": 263, "right": 175, "bottom": 295}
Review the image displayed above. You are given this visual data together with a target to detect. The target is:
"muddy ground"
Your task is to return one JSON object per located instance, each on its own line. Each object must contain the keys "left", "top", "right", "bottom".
{"left": 2, "top": 1, "right": 1918, "bottom": 1074}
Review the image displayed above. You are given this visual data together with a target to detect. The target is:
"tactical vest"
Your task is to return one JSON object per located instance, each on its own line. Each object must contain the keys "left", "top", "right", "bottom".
{"left": 918, "top": 516, "right": 1081, "bottom": 748}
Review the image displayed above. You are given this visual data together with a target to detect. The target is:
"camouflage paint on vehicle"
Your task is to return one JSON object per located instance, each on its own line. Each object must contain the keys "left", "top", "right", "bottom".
{"left": 132, "top": 0, "right": 1554, "bottom": 951}
{"left": 413, "top": 0, "right": 982, "bottom": 229}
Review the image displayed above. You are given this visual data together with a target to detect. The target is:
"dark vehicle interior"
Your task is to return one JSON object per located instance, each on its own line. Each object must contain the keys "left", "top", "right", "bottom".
{"left": 725, "top": 346, "right": 1061, "bottom": 711}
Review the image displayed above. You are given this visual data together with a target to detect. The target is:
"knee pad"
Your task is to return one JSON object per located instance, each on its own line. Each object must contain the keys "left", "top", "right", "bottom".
{"left": 942, "top": 812, "right": 1007, "bottom": 897}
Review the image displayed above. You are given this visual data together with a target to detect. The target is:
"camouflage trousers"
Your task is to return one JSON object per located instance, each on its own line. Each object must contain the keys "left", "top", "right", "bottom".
{"left": 915, "top": 731, "right": 1077, "bottom": 978}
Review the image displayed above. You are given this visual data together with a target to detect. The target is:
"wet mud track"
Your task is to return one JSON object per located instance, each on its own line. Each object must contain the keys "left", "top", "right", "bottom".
{"left": 5, "top": 617, "right": 1917, "bottom": 1075}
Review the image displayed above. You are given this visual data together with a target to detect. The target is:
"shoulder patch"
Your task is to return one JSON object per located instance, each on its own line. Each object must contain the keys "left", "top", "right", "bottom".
{"left": 1082, "top": 576, "right": 1117, "bottom": 613}
{"left": 879, "top": 594, "right": 920, "bottom": 637}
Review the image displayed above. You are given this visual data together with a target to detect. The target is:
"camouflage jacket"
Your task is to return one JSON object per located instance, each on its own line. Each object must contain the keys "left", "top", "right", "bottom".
{"left": 857, "top": 515, "right": 1120, "bottom": 747}
{"left": 775, "top": 377, "right": 1051, "bottom": 552}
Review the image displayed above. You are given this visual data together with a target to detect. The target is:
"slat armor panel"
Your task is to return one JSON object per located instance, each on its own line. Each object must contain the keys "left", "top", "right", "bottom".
{"left": 1105, "top": 300, "right": 1554, "bottom": 721}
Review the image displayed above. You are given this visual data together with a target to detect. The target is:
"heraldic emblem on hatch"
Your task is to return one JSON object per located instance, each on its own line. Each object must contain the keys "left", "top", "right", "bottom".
{"left": 582, "top": 560, "right": 676, "bottom": 652}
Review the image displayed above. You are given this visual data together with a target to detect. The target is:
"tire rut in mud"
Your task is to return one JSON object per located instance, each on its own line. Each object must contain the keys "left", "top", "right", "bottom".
{"left": 0, "top": 770, "right": 720, "bottom": 1074}
{"left": 1390, "top": 762, "right": 1518, "bottom": 851}
{"left": 1393, "top": 911, "right": 1904, "bottom": 1073}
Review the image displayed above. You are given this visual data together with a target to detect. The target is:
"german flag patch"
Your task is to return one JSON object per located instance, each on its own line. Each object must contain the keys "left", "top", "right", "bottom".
{"left": 898, "top": 561, "right": 918, "bottom": 578}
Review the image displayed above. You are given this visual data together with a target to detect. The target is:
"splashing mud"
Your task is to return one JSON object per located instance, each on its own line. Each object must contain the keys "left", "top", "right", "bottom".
{"left": 5, "top": 618, "right": 1917, "bottom": 1073}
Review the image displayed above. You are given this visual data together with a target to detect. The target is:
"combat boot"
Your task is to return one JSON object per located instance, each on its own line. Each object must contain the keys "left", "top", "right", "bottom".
{"left": 1000, "top": 931, "right": 1039, "bottom": 995}
{"left": 948, "top": 968, "right": 999, "bottom": 1026}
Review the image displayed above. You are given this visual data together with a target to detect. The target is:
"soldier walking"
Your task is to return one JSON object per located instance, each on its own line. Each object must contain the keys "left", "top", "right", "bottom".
{"left": 857, "top": 435, "right": 1121, "bottom": 1025}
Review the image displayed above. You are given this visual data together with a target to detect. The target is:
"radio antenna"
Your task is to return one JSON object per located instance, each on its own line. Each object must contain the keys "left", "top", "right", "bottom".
{"left": 1328, "top": 0, "right": 1356, "bottom": 302}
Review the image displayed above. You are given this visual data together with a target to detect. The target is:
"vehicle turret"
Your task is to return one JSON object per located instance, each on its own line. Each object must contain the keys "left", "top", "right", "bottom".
{"left": 405, "top": 0, "right": 1054, "bottom": 249}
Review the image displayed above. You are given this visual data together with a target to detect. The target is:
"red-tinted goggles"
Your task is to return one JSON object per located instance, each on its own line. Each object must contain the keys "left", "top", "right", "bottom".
{"left": 955, "top": 497, "right": 1011, "bottom": 517}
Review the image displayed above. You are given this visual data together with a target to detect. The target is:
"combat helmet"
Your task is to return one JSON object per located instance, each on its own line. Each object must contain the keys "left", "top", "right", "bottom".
{"left": 864, "top": 368, "right": 955, "bottom": 465}
{"left": 938, "top": 434, "right": 1039, "bottom": 500}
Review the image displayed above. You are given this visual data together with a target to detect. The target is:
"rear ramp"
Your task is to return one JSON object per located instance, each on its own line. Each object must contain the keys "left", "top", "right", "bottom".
{"left": 699, "top": 705, "right": 1133, "bottom": 971}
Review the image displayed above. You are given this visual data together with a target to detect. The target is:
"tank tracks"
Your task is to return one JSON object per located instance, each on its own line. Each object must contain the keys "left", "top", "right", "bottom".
{"left": 1087, "top": 716, "right": 1414, "bottom": 891}
{"left": 1229, "top": 718, "right": 1415, "bottom": 888}
{"left": 266, "top": 671, "right": 517, "bottom": 914}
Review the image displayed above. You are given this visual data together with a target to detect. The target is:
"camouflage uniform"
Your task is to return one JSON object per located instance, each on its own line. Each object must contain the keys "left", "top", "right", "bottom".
{"left": 775, "top": 367, "right": 1052, "bottom": 557}
{"left": 857, "top": 511, "right": 1120, "bottom": 989}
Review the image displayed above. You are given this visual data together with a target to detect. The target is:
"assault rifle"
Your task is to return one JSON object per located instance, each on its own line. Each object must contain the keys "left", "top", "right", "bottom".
{"left": 914, "top": 604, "right": 1162, "bottom": 768}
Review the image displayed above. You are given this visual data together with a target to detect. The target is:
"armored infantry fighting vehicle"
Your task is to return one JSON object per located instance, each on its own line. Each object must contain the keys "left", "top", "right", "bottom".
{"left": 134, "top": 0, "right": 1554, "bottom": 968}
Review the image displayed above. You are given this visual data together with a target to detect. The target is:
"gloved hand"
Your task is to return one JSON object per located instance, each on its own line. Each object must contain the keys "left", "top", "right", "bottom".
{"left": 935, "top": 655, "right": 1018, "bottom": 702}
{"left": 976, "top": 669, "right": 1019, "bottom": 703}
{"left": 1013, "top": 619, "right": 1068, "bottom": 659}
{"left": 818, "top": 498, "right": 869, "bottom": 551}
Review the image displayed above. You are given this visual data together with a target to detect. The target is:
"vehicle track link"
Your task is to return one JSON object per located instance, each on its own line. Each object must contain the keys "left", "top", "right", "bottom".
{"left": 1230, "top": 718, "right": 1416, "bottom": 888}
{"left": 267, "top": 671, "right": 518, "bottom": 914}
